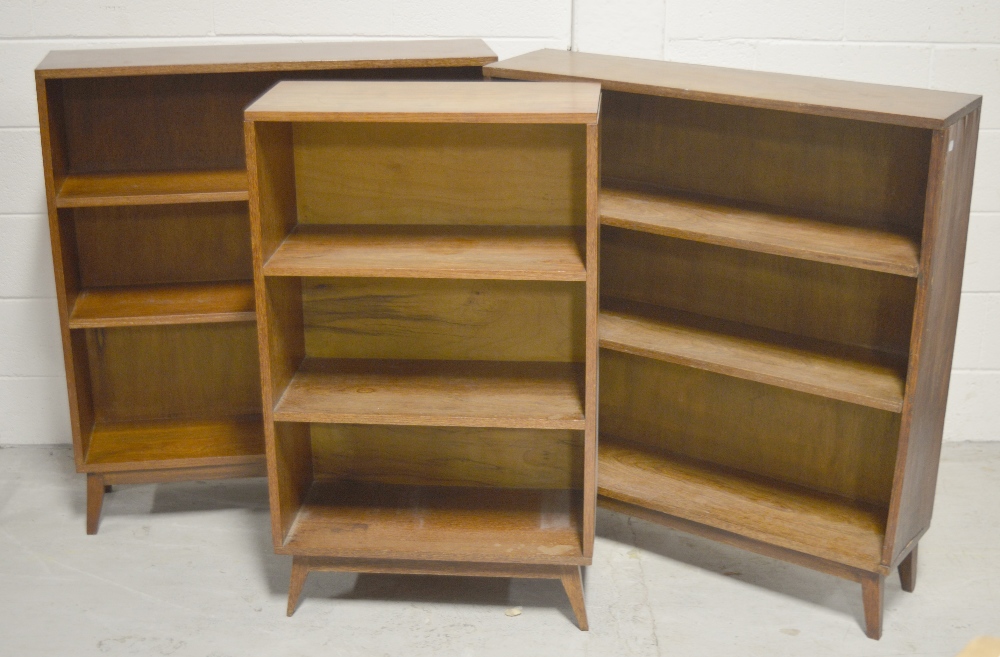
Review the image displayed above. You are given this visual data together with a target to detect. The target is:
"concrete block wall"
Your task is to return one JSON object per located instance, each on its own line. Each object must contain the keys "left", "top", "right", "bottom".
{"left": 0, "top": 1, "right": 996, "bottom": 443}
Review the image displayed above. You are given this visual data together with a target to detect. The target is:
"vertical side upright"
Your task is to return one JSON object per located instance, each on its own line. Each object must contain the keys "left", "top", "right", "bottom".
{"left": 245, "top": 120, "right": 311, "bottom": 547}
{"left": 35, "top": 73, "right": 95, "bottom": 470}
{"left": 582, "top": 121, "right": 600, "bottom": 557}
{"left": 883, "top": 108, "right": 981, "bottom": 566}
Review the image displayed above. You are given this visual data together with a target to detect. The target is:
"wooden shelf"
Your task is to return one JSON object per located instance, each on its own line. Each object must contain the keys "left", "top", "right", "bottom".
{"left": 600, "top": 298, "right": 907, "bottom": 412}
{"left": 598, "top": 437, "right": 887, "bottom": 572}
{"left": 56, "top": 169, "right": 248, "bottom": 208}
{"left": 83, "top": 416, "right": 265, "bottom": 472}
{"left": 274, "top": 358, "right": 585, "bottom": 429}
{"left": 263, "top": 225, "right": 586, "bottom": 281}
{"left": 281, "top": 480, "right": 585, "bottom": 564}
{"left": 69, "top": 281, "right": 255, "bottom": 328}
{"left": 601, "top": 185, "right": 920, "bottom": 277}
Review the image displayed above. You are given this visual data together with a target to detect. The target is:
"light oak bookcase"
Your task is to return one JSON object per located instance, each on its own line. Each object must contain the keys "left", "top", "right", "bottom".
{"left": 35, "top": 40, "right": 497, "bottom": 534}
{"left": 244, "top": 80, "right": 600, "bottom": 627}
{"left": 487, "top": 49, "right": 981, "bottom": 639}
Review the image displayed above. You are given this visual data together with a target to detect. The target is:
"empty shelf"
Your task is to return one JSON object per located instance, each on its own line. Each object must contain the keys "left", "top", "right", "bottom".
{"left": 600, "top": 298, "right": 907, "bottom": 412}
{"left": 56, "top": 169, "right": 249, "bottom": 207}
{"left": 69, "top": 281, "right": 256, "bottom": 328}
{"left": 599, "top": 437, "right": 887, "bottom": 572}
{"left": 282, "top": 480, "right": 585, "bottom": 564}
{"left": 83, "top": 416, "right": 265, "bottom": 472}
{"left": 263, "top": 225, "right": 587, "bottom": 281}
{"left": 274, "top": 358, "right": 586, "bottom": 429}
{"left": 601, "top": 185, "right": 920, "bottom": 277}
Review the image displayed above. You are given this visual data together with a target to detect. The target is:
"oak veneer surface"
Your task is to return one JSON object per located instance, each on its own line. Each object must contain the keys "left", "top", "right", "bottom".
{"left": 281, "top": 480, "right": 585, "bottom": 564}
{"left": 84, "top": 416, "right": 264, "bottom": 472}
{"left": 56, "top": 169, "right": 248, "bottom": 207}
{"left": 601, "top": 185, "right": 920, "bottom": 277}
{"left": 264, "top": 226, "right": 586, "bottom": 281}
{"left": 599, "top": 438, "right": 886, "bottom": 571}
{"left": 274, "top": 359, "right": 586, "bottom": 430}
{"left": 36, "top": 39, "right": 497, "bottom": 77}
{"left": 601, "top": 298, "right": 907, "bottom": 412}
{"left": 310, "top": 425, "right": 583, "bottom": 490}
{"left": 69, "top": 282, "right": 255, "bottom": 328}
{"left": 303, "top": 278, "right": 585, "bottom": 364}
{"left": 244, "top": 80, "right": 601, "bottom": 123}
{"left": 485, "top": 49, "right": 980, "bottom": 128}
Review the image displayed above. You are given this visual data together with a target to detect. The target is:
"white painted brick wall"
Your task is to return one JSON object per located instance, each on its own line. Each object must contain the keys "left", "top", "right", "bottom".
{"left": 0, "top": 1, "right": 997, "bottom": 444}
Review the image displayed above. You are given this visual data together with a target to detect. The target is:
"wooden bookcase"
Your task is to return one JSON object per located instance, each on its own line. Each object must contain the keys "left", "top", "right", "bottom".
{"left": 35, "top": 40, "right": 497, "bottom": 535}
{"left": 244, "top": 80, "right": 600, "bottom": 628}
{"left": 486, "top": 50, "right": 981, "bottom": 639}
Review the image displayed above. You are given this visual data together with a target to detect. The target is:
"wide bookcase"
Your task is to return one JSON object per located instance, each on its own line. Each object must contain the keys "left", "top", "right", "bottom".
{"left": 35, "top": 40, "right": 497, "bottom": 534}
{"left": 244, "top": 80, "right": 600, "bottom": 627}
{"left": 487, "top": 50, "right": 981, "bottom": 638}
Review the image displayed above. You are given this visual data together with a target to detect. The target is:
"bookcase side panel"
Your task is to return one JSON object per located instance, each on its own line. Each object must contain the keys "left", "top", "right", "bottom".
{"left": 884, "top": 110, "right": 980, "bottom": 565}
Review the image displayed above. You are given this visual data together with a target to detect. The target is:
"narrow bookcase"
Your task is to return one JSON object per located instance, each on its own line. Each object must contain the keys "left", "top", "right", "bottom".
{"left": 244, "top": 80, "right": 600, "bottom": 627}
{"left": 35, "top": 40, "right": 497, "bottom": 534}
{"left": 486, "top": 49, "right": 981, "bottom": 639}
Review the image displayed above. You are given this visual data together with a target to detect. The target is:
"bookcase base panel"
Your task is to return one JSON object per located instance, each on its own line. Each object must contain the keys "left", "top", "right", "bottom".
{"left": 285, "top": 556, "right": 589, "bottom": 630}
{"left": 84, "top": 460, "right": 266, "bottom": 534}
{"left": 599, "top": 495, "right": 917, "bottom": 640}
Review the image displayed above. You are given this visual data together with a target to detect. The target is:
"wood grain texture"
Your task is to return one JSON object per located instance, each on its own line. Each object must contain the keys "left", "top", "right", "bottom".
{"left": 99, "top": 461, "right": 266, "bottom": 485}
{"left": 73, "top": 202, "right": 252, "bottom": 288}
{"left": 899, "top": 544, "right": 917, "bottom": 593}
{"left": 280, "top": 481, "right": 586, "bottom": 564}
{"left": 602, "top": 226, "right": 917, "bottom": 356}
{"left": 83, "top": 416, "right": 264, "bottom": 472}
{"left": 274, "top": 359, "right": 585, "bottom": 430}
{"left": 36, "top": 39, "right": 497, "bottom": 78}
{"left": 599, "top": 437, "right": 887, "bottom": 572}
{"left": 56, "top": 169, "right": 248, "bottom": 207}
{"left": 599, "top": 92, "right": 931, "bottom": 241}
{"left": 293, "top": 122, "right": 586, "bottom": 227}
{"left": 601, "top": 298, "right": 907, "bottom": 412}
{"left": 582, "top": 122, "right": 600, "bottom": 558}
{"left": 264, "top": 226, "right": 586, "bottom": 281}
{"left": 86, "top": 473, "right": 104, "bottom": 534}
{"left": 861, "top": 573, "right": 885, "bottom": 639}
{"left": 310, "top": 425, "right": 583, "bottom": 489}
{"left": 484, "top": 49, "right": 980, "bottom": 129}
{"left": 303, "top": 278, "right": 584, "bottom": 363}
{"left": 69, "top": 282, "right": 255, "bottom": 328}
{"left": 884, "top": 109, "right": 981, "bottom": 564}
{"left": 86, "top": 323, "right": 261, "bottom": 424}
{"left": 246, "top": 81, "right": 601, "bottom": 124}
{"left": 600, "top": 350, "right": 900, "bottom": 505}
{"left": 601, "top": 185, "right": 920, "bottom": 277}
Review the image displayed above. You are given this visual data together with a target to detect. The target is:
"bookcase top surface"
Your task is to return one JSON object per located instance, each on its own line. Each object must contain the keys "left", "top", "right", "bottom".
{"left": 35, "top": 39, "right": 497, "bottom": 79}
{"left": 244, "top": 80, "right": 601, "bottom": 123}
{"left": 485, "top": 49, "right": 981, "bottom": 129}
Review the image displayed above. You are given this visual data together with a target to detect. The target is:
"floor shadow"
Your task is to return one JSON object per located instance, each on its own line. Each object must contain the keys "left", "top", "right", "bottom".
{"left": 596, "top": 507, "right": 904, "bottom": 634}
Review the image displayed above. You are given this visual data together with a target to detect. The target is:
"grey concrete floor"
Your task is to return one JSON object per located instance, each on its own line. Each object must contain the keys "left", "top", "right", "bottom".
{"left": 0, "top": 443, "right": 998, "bottom": 656}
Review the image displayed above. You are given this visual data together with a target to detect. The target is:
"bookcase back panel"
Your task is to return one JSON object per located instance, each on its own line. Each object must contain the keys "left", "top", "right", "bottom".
{"left": 56, "top": 67, "right": 483, "bottom": 175}
{"left": 72, "top": 203, "right": 252, "bottom": 287}
{"left": 293, "top": 123, "right": 587, "bottom": 226}
{"left": 85, "top": 323, "right": 261, "bottom": 423}
{"left": 601, "top": 91, "right": 931, "bottom": 240}
{"left": 302, "top": 278, "right": 584, "bottom": 363}
{"left": 311, "top": 425, "right": 583, "bottom": 489}
{"left": 602, "top": 226, "right": 916, "bottom": 356}
{"left": 600, "top": 350, "right": 899, "bottom": 507}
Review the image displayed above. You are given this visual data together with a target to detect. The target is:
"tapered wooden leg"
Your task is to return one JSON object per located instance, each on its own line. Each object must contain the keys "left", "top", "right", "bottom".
{"left": 287, "top": 557, "right": 309, "bottom": 617}
{"left": 86, "top": 474, "right": 105, "bottom": 535}
{"left": 861, "top": 573, "right": 884, "bottom": 640}
{"left": 899, "top": 545, "right": 918, "bottom": 593}
{"left": 559, "top": 566, "right": 589, "bottom": 631}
